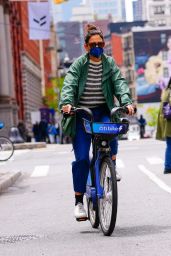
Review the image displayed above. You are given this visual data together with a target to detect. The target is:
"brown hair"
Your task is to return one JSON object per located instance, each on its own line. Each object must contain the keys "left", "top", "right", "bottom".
{"left": 84, "top": 24, "right": 104, "bottom": 44}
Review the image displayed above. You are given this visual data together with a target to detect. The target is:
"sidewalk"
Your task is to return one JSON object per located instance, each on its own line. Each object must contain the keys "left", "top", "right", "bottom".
{"left": 0, "top": 142, "right": 46, "bottom": 194}
{"left": 14, "top": 142, "right": 46, "bottom": 150}
{"left": 0, "top": 170, "right": 21, "bottom": 194}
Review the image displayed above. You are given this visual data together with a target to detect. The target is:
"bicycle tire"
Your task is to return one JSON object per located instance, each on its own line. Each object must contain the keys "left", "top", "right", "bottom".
{"left": 87, "top": 160, "right": 99, "bottom": 228}
{"left": 0, "top": 136, "right": 14, "bottom": 161}
{"left": 98, "top": 157, "right": 118, "bottom": 236}
{"left": 87, "top": 198, "right": 99, "bottom": 228}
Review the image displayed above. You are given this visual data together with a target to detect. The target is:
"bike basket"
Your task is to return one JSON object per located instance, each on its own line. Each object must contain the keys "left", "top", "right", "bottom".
{"left": 92, "top": 122, "right": 129, "bottom": 135}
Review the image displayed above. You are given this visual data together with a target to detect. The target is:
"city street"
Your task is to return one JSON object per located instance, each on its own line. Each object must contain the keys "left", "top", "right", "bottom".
{"left": 0, "top": 139, "right": 171, "bottom": 255}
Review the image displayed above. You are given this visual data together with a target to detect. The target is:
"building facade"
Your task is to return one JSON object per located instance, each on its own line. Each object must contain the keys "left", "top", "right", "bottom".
{"left": 133, "top": 0, "right": 171, "bottom": 26}
{"left": 56, "top": 21, "right": 84, "bottom": 61}
{"left": 9, "top": 1, "right": 51, "bottom": 134}
{"left": 132, "top": 0, "right": 143, "bottom": 21}
{"left": 0, "top": 0, "right": 18, "bottom": 135}
{"left": 70, "top": 0, "right": 126, "bottom": 22}
{"left": 92, "top": 0, "right": 126, "bottom": 21}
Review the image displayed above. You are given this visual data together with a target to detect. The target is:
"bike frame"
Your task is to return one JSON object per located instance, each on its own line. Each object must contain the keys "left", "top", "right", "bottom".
{"left": 86, "top": 133, "right": 114, "bottom": 206}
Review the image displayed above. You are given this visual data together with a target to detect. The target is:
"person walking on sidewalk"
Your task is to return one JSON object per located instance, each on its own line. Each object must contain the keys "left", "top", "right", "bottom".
{"left": 156, "top": 78, "right": 171, "bottom": 173}
{"left": 138, "top": 114, "right": 147, "bottom": 138}
{"left": 59, "top": 24, "right": 134, "bottom": 220}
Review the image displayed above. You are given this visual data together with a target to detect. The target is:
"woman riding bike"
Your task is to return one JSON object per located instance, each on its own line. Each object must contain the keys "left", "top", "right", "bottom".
{"left": 59, "top": 24, "right": 134, "bottom": 221}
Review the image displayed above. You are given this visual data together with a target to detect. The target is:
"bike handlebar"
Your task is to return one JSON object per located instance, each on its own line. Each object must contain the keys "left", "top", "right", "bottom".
{"left": 61, "top": 106, "right": 137, "bottom": 121}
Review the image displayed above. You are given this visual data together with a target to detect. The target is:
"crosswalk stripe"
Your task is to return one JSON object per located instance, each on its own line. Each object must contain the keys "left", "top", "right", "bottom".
{"left": 138, "top": 164, "right": 171, "bottom": 194}
{"left": 31, "top": 165, "right": 49, "bottom": 177}
{"left": 146, "top": 156, "right": 164, "bottom": 165}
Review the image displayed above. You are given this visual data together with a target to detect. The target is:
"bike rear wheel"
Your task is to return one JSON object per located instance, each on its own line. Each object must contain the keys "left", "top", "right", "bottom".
{"left": 0, "top": 137, "right": 14, "bottom": 161}
{"left": 98, "top": 157, "right": 118, "bottom": 236}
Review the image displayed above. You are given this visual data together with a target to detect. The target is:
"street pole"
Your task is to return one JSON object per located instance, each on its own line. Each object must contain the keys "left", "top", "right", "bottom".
{"left": 37, "top": 0, "right": 45, "bottom": 97}
{"left": 39, "top": 40, "right": 45, "bottom": 96}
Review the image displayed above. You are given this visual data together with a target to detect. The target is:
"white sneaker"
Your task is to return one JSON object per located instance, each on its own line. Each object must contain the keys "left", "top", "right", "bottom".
{"left": 74, "top": 203, "right": 87, "bottom": 220}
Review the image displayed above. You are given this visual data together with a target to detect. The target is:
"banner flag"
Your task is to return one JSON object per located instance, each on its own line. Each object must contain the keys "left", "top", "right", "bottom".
{"left": 28, "top": 2, "right": 50, "bottom": 40}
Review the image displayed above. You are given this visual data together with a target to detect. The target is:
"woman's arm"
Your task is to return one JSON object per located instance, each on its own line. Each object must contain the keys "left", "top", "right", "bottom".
{"left": 59, "top": 60, "right": 81, "bottom": 110}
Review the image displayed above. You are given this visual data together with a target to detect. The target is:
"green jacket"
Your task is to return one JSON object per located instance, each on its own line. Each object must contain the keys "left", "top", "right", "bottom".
{"left": 156, "top": 88, "right": 171, "bottom": 140}
{"left": 59, "top": 53, "right": 132, "bottom": 137}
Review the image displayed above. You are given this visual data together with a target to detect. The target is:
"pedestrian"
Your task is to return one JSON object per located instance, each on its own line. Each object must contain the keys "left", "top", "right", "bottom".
{"left": 47, "top": 122, "right": 57, "bottom": 144}
{"left": 39, "top": 120, "right": 48, "bottom": 142}
{"left": 138, "top": 114, "right": 147, "bottom": 138}
{"left": 59, "top": 24, "right": 134, "bottom": 220}
{"left": 156, "top": 78, "right": 171, "bottom": 174}
{"left": 32, "top": 122, "right": 40, "bottom": 142}
{"left": 17, "top": 121, "right": 30, "bottom": 142}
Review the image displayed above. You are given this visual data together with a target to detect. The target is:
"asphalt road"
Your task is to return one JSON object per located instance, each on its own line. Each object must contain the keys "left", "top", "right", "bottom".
{"left": 0, "top": 139, "right": 171, "bottom": 256}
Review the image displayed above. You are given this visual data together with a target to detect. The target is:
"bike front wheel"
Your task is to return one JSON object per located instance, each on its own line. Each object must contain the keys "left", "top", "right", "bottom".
{"left": 98, "top": 157, "right": 118, "bottom": 236}
{"left": 87, "top": 198, "right": 99, "bottom": 229}
{"left": 0, "top": 137, "right": 14, "bottom": 161}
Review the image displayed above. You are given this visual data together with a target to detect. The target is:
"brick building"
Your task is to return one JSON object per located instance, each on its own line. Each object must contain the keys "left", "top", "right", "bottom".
{"left": 9, "top": 1, "right": 51, "bottom": 132}
{"left": 0, "top": 0, "right": 18, "bottom": 135}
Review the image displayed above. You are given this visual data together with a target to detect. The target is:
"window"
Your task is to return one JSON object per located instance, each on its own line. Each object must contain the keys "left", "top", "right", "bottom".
{"left": 163, "top": 67, "right": 169, "bottom": 78}
{"left": 153, "top": 5, "right": 165, "bottom": 15}
{"left": 162, "top": 51, "right": 168, "bottom": 61}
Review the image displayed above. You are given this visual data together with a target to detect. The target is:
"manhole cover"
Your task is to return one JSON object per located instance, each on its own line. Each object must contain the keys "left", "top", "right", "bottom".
{"left": 0, "top": 235, "right": 39, "bottom": 244}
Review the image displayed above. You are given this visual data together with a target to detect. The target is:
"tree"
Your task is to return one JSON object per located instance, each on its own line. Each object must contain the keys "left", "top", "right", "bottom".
{"left": 44, "top": 77, "right": 64, "bottom": 111}
{"left": 146, "top": 107, "right": 159, "bottom": 127}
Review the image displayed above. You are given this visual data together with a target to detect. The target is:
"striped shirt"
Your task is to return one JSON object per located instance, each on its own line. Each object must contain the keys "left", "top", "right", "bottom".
{"left": 78, "top": 59, "right": 106, "bottom": 108}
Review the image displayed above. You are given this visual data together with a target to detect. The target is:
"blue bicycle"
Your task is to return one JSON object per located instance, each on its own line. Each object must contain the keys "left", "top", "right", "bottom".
{"left": 0, "top": 122, "right": 14, "bottom": 161}
{"left": 66, "top": 106, "right": 130, "bottom": 236}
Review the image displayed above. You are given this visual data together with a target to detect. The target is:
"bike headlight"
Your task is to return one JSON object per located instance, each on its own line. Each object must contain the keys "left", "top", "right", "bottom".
{"left": 101, "top": 141, "right": 107, "bottom": 147}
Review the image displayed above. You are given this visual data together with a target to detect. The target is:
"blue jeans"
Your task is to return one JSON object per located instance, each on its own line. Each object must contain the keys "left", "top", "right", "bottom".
{"left": 165, "top": 137, "right": 171, "bottom": 170}
{"left": 72, "top": 105, "right": 118, "bottom": 193}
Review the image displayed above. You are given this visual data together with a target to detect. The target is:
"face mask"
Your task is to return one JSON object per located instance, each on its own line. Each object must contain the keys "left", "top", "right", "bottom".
{"left": 90, "top": 47, "right": 104, "bottom": 58}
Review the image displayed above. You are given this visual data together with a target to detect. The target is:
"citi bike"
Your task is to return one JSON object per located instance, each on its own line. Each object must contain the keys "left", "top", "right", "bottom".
{"left": 64, "top": 106, "right": 130, "bottom": 236}
{"left": 0, "top": 122, "right": 14, "bottom": 161}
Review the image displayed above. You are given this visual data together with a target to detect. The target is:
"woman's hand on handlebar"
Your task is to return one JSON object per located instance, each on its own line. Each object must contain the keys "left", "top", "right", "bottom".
{"left": 62, "top": 104, "right": 72, "bottom": 114}
{"left": 126, "top": 104, "right": 136, "bottom": 115}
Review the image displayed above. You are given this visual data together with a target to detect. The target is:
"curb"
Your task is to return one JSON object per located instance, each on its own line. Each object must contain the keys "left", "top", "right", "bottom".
{"left": 0, "top": 171, "right": 22, "bottom": 194}
{"left": 14, "top": 142, "right": 46, "bottom": 150}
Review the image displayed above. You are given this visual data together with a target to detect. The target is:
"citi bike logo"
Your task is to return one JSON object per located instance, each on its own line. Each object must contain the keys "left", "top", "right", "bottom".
{"left": 99, "top": 125, "right": 122, "bottom": 132}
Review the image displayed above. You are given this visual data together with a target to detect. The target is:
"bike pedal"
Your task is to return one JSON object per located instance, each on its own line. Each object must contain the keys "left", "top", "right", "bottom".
{"left": 76, "top": 217, "right": 88, "bottom": 222}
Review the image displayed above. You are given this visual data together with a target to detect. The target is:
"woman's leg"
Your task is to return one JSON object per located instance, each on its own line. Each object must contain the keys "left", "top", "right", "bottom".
{"left": 72, "top": 114, "right": 92, "bottom": 195}
{"left": 165, "top": 137, "right": 171, "bottom": 172}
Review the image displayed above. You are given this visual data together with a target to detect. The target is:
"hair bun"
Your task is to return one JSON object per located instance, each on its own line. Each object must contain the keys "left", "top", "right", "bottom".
{"left": 86, "top": 24, "right": 98, "bottom": 33}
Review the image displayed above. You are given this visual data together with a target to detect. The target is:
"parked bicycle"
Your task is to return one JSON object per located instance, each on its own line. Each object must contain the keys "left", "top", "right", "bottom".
{"left": 64, "top": 106, "right": 131, "bottom": 236}
{"left": 0, "top": 122, "right": 14, "bottom": 161}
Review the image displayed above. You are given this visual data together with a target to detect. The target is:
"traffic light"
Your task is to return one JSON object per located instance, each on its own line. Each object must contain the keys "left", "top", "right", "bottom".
{"left": 53, "top": 0, "right": 68, "bottom": 4}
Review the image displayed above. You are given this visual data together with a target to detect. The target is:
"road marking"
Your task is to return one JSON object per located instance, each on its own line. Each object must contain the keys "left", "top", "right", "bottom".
{"left": 14, "top": 150, "right": 30, "bottom": 156}
{"left": 31, "top": 165, "right": 49, "bottom": 177}
{"left": 138, "top": 164, "right": 171, "bottom": 194}
{"left": 117, "top": 159, "right": 125, "bottom": 169}
{"left": 146, "top": 156, "right": 164, "bottom": 165}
